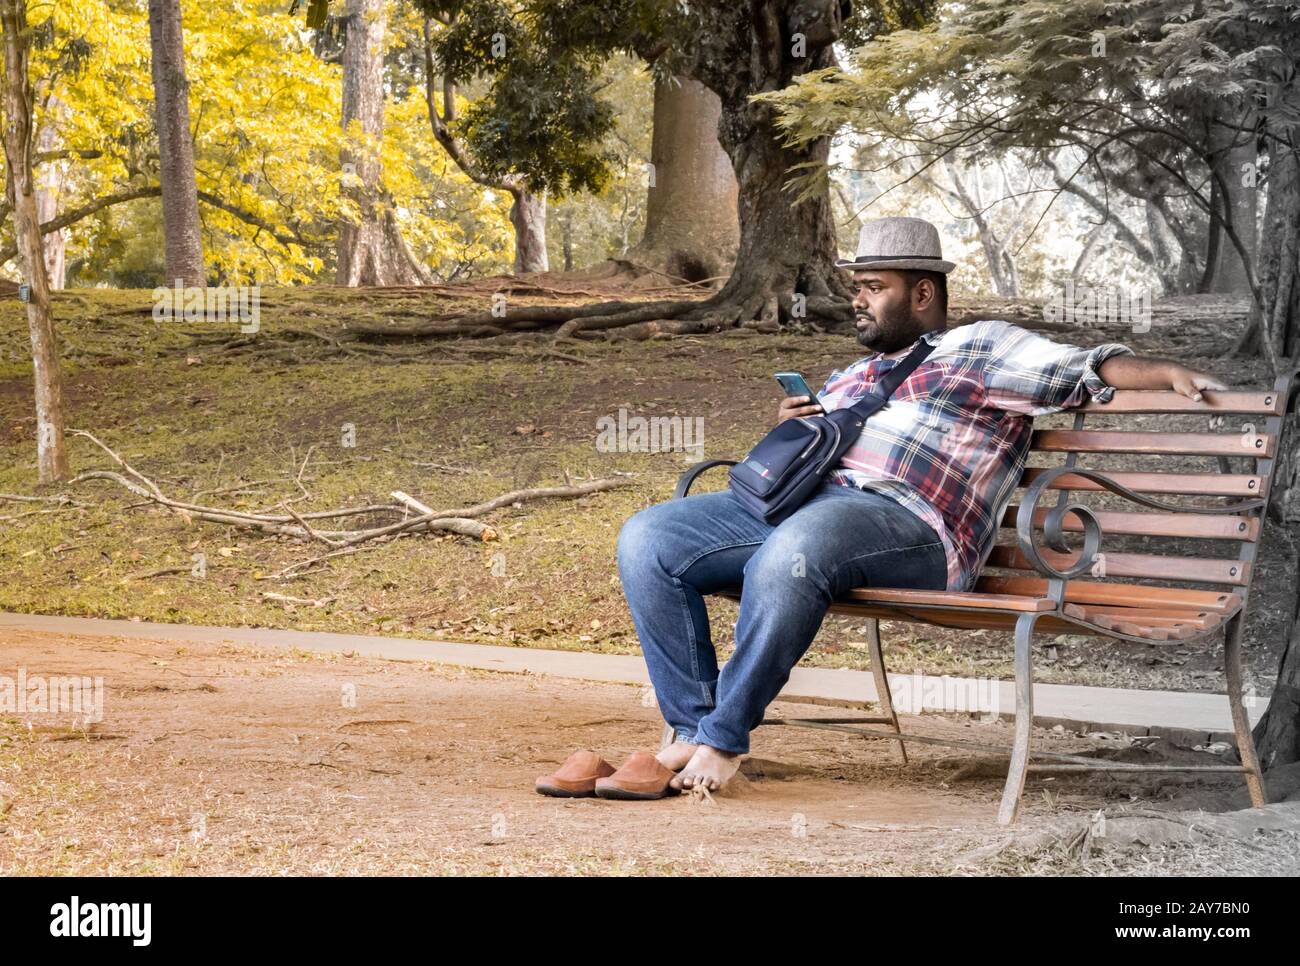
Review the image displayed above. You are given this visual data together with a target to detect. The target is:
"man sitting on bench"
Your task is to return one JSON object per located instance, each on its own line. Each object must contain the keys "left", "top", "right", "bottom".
{"left": 609, "top": 215, "right": 1227, "bottom": 798}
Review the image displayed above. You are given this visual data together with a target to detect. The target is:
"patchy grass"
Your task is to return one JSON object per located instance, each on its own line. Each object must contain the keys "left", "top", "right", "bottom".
{"left": 1, "top": 286, "right": 1292, "bottom": 694}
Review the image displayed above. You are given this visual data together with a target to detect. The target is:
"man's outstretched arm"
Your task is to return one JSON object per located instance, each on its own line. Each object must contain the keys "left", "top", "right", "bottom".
{"left": 1098, "top": 355, "right": 1227, "bottom": 402}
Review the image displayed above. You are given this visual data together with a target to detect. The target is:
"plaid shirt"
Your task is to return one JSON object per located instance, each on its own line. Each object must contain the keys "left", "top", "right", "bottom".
{"left": 815, "top": 320, "right": 1133, "bottom": 591}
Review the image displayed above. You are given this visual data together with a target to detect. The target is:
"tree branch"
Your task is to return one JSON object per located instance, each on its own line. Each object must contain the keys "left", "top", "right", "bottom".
{"left": 0, "top": 184, "right": 327, "bottom": 265}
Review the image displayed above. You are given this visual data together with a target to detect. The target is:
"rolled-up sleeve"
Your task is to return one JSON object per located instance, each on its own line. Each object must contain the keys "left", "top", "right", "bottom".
{"left": 979, "top": 320, "right": 1133, "bottom": 416}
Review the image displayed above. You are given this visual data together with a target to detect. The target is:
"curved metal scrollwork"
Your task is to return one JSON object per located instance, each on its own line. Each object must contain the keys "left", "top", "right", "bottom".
{"left": 1015, "top": 465, "right": 1266, "bottom": 581}
{"left": 1017, "top": 474, "right": 1103, "bottom": 580}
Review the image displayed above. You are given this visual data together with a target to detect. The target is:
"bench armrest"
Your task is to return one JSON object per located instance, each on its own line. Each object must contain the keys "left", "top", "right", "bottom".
{"left": 674, "top": 459, "right": 738, "bottom": 499}
{"left": 1015, "top": 465, "right": 1266, "bottom": 580}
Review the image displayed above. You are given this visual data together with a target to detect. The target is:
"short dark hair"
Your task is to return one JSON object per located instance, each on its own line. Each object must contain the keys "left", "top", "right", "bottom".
{"left": 899, "top": 269, "right": 948, "bottom": 315}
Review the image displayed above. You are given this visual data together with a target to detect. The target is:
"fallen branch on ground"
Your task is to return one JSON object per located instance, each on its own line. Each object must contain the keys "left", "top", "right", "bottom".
{"left": 125, "top": 566, "right": 193, "bottom": 581}
{"left": 0, "top": 493, "right": 90, "bottom": 522}
{"left": 0, "top": 492, "right": 83, "bottom": 505}
{"left": 67, "top": 430, "right": 628, "bottom": 569}
{"left": 261, "top": 592, "right": 337, "bottom": 608}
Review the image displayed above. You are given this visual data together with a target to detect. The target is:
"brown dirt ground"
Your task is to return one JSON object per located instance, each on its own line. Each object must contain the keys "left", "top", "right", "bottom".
{"left": 2, "top": 627, "right": 1295, "bottom": 876}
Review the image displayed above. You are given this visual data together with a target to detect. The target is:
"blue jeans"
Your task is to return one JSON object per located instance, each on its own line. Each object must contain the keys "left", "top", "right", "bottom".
{"left": 615, "top": 481, "right": 947, "bottom": 755}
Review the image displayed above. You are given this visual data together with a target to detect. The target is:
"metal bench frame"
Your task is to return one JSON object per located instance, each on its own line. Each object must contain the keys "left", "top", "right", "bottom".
{"left": 663, "top": 374, "right": 1296, "bottom": 824}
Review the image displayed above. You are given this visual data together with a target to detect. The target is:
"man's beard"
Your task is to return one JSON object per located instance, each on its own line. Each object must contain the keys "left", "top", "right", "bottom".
{"left": 855, "top": 299, "right": 919, "bottom": 353}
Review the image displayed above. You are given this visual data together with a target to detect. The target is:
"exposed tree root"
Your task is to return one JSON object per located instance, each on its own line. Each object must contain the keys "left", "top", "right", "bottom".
{"left": 339, "top": 284, "right": 1252, "bottom": 347}
{"left": 336, "top": 263, "right": 861, "bottom": 344}
{"left": 181, "top": 327, "right": 597, "bottom": 365}
{"left": 71, "top": 282, "right": 1253, "bottom": 373}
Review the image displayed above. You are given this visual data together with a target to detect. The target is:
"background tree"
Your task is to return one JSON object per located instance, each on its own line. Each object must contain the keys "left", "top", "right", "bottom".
{"left": 334, "top": 0, "right": 430, "bottom": 284}
{"left": 419, "top": 9, "right": 549, "bottom": 272}
{"left": 763, "top": 0, "right": 1292, "bottom": 357}
{"left": 420, "top": 1, "right": 622, "bottom": 275}
{"left": 423, "top": 4, "right": 737, "bottom": 282}
{"left": 622, "top": 73, "right": 738, "bottom": 285}
{"left": 402, "top": 0, "right": 936, "bottom": 338}
{"left": 1, "top": 1, "right": 515, "bottom": 287}
{"left": 1, "top": 0, "right": 68, "bottom": 481}
{"left": 146, "top": 0, "right": 205, "bottom": 286}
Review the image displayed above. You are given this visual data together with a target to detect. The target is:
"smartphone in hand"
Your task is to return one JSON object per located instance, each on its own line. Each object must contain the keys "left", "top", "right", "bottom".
{"left": 775, "top": 371, "right": 819, "bottom": 405}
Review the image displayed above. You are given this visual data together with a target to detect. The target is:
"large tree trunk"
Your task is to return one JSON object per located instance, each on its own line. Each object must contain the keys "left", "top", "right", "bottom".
{"left": 34, "top": 99, "right": 67, "bottom": 288}
{"left": 624, "top": 74, "right": 738, "bottom": 284}
{"left": 712, "top": 116, "right": 850, "bottom": 329}
{"left": 146, "top": 0, "right": 204, "bottom": 287}
{"left": 1249, "top": 129, "right": 1300, "bottom": 770}
{"left": 337, "top": 0, "right": 428, "bottom": 286}
{"left": 1252, "top": 382, "right": 1300, "bottom": 774}
{"left": 1234, "top": 135, "right": 1298, "bottom": 364}
{"left": 2, "top": 0, "right": 69, "bottom": 482}
{"left": 670, "top": 0, "right": 854, "bottom": 330}
{"left": 508, "top": 186, "right": 548, "bottom": 274}
{"left": 1207, "top": 111, "right": 1259, "bottom": 296}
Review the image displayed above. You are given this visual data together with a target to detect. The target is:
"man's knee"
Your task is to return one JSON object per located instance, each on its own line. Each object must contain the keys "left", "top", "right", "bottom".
{"left": 742, "top": 527, "right": 830, "bottom": 596}
{"left": 616, "top": 501, "right": 674, "bottom": 576}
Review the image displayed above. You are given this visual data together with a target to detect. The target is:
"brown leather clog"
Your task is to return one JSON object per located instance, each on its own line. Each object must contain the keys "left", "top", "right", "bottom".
{"left": 594, "top": 751, "right": 682, "bottom": 800}
{"left": 535, "top": 750, "right": 616, "bottom": 797}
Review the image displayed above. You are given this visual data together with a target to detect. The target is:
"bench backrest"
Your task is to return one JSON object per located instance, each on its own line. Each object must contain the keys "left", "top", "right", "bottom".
{"left": 982, "top": 377, "right": 1293, "bottom": 611}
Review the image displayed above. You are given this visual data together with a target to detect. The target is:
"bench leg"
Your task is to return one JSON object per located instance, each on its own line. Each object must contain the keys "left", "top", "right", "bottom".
{"left": 997, "top": 612, "right": 1039, "bottom": 826}
{"left": 865, "top": 618, "right": 908, "bottom": 763}
{"left": 1224, "top": 612, "right": 1267, "bottom": 808}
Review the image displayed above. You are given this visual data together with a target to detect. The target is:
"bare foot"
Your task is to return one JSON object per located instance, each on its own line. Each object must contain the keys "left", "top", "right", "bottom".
{"left": 656, "top": 740, "right": 697, "bottom": 772}
{"left": 670, "top": 744, "right": 742, "bottom": 791}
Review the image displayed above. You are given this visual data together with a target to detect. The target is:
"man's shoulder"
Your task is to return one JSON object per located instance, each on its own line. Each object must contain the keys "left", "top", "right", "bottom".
{"left": 931, "top": 318, "right": 1030, "bottom": 357}
{"left": 943, "top": 318, "right": 1030, "bottom": 341}
{"left": 834, "top": 350, "right": 881, "bottom": 375}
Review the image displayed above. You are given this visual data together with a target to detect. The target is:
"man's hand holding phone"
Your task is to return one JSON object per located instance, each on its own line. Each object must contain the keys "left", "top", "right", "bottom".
{"left": 774, "top": 372, "right": 824, "bottom": 424}
{"left": 777, "top": 395, "right": 824, "bottom": 423}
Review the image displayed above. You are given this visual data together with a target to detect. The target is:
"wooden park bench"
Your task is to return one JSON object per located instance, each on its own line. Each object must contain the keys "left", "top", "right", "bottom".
{"left": 667, "top": 375, "right": 1295, "bottom": 824}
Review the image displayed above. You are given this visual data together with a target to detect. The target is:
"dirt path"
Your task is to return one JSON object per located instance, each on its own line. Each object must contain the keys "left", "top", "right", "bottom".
{"left": 0, "top": 629, "right": 1290, "bottom": 875}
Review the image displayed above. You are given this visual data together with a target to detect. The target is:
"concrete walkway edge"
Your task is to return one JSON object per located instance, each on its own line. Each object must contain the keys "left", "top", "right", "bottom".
{"left": 0, "top": 611, "right": 1264, "bottom": 746}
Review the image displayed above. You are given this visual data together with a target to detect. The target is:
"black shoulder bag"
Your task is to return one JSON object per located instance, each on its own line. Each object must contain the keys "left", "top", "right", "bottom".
{"left": 727, "top": 337, "right": 935, "bottom": 525}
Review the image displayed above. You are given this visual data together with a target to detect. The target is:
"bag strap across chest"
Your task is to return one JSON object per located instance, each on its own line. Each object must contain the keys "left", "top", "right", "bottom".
{"left": 842, "top": 334, "right": 937, "bottom": 420}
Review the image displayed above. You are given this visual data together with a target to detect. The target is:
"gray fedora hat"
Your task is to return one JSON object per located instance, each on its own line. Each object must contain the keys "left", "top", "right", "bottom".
{"left": 834, "top": 216, "right": 956, "bottom": 273}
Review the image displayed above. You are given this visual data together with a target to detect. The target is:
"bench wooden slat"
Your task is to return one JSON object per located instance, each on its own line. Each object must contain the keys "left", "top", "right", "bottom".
{"left": 1018, "top": 467, "right": 1264, "bottom": 498}
{"left": 727, "top": 590, "right": 1062, "bottom": 622}
{"left": 824, "top": 600, "right": 1218, "bottom": 640}
{"left": 1003, "top": 505, "right": 1260, "bottom": 541}
{"left": 984, "top": 545, "right": 1251, "bottom": 586}
{"left": 1103, "top": 623, "right": 1191, "bottom": 642}
{"left": 839, "top": 587, "right": 1055, "bottom": 612}
{"left": 1031, "top": 429, "right": 1275, "bottom": 458}
{"left": 1061, "top": 604, "right": 1220, "bottom": 641}
{"left": 975, "top": 575, "right": 1243, "bottom": 614}
{"left": 1078, "top": 390, "right": 1283, "bottom": 415}
{"left": 736, "top": 579, "right": 1238, "bottom": 616}
{"left": 825, "top": 601, "right": 1094, "bottom": 635}
{"left": 1060, "top": 604, "right": 1219, "bottom": 629}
